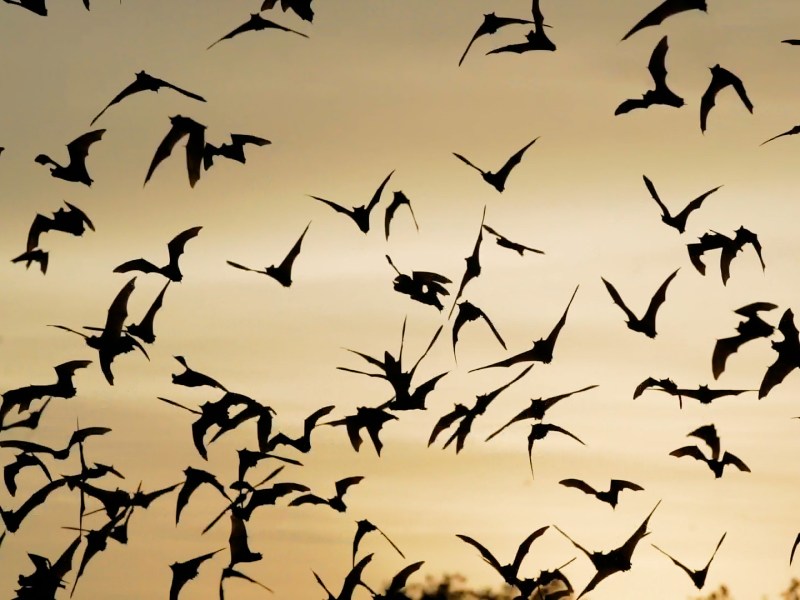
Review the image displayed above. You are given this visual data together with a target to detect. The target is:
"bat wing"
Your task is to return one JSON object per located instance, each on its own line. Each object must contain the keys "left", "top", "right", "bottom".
{"left": 428, "top": 405, "right": 468, "bottom": 446}
{"left": 559, "top": 478, "right": 597, "bottom": 496}
{"left": 610, "top": 479, "right": 645, "bottom": 492}
{"left": 335, "top": 476, "right": 365, "bottom": 499}
{"left": 385, "top": 561, "right": 424, "bottom": 593}
{"left": 699, "top": 75, "right": 719, "bottom": 133}
{"left": 167, "top": 226, "right": 202, "bottom": 264}
{"left": 207, "top": 18, "right": 258, "bottom": 49}
{"left": 614, "top": 97, "right": 650, "bottom": 116}
{"left": 90, "top": 77, "right": 150, "bottom": 125}
{"left": 642, "top": 175, "right": 671, "bottom": 221}
{"left": 288, "top": 493, "right": 327, "bottom": 507}
{"left": 26, "top": 213, "right": 53, "bottom": 251}
{"left": 602, "top": 277, "right": 637, "bottom": 323}
{"left": 456, "top": 534, "right": 505, "bottom": 576}
{"left": 647, "top": 36, "right": 670, "bottom": 87}
{"left": 144, "top": 119, "right": 191, "bottom": 185}
{"left": 103, "top": 277, "right": 136, "bottom": 338}
{"left": 641, "top": 268, "right": 679, "bottom": 330}
{"left": 669, "top": 444, "right": 707, "bottom": 463}
{"left": 66, "top": 129, "right": 105, "bottom": 162}
{"left": 791, "top": 533, "right": 800, "bottom": 565}
{"left": 494, "top": 138, "right": 538, "bottom": 186}
{"left": 365, "top": 170, "right": 394, "bottom": 216}
{"left": 512, "top": 525, "right": 550, "bottom": 575}
{"left": 453, "top": 152, "right": 484, "bottom": 175}
{"left": 458, "top": 29, "right": 484, "bottom": 67}
{"left": 688, "top": 424, "right": 719, "bottom": 458}
{"left": 721, "top": 451, "right": 750, "bottom": 473}
{"left": 277, "top": 221, "right": 310, "bottom": 273}
{"left": 621, "top": 0, "right": 705, "bottom": 42}
{"left": 310, "top": 195, "right": 354, "bottom": 218}
{"left": 160, "top": 78, "right": 207, "bottom": 103}
{"left": 674, "top": 185, "right": 722, "bottom": 229}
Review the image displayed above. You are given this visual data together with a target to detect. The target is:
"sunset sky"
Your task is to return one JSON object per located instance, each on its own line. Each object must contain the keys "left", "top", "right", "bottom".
{"left": 2, "top": 1, "right": 800, "bottom": 599}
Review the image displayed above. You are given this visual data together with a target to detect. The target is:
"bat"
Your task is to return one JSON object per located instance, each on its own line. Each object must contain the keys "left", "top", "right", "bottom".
{"left": 208, "top": 13, "right": 308, "bottom": 49}
{"left": 453, "top": 138, "right": 538, "bottom": 193}
{"left": 384, "top": 190, "right": 419, "bottom": 239}
{"left": 700, "top": 64, "right": 754, "bottom": 133}
{"left": 34, "top": 129, "right": 105, "bottom": 186}
{"left": 482, "top": 224, "right": 544, "bottom": 256}
{"left": 310, "top": 170, "right": 393, "bottom": 233}
{"left": 642, "top": 175, "right": 722, "bottom": 233}
{"left": 458, "top": 12, "right": 533, "bottom": 66}
{"left": 759, "top": 308, "right": 800, "bottom": 398}
{"left": 203, "top": 133, "right": 271, "bottom": 170}
{"left": 652, "top": 532, "right": 726, "bottom": 589}
{"left": 558, "top": 479, "right": 643, "bottom": 508}
{"left": 601, "top": 268, "right": 679, "bottom": 338}
{"left": 171, "top": 355, "right": 227, "bottom": 391}
{"left": 615, "top": 37, "right": 685, "bottom": 115}
{"left": 621, "top": 0, "right": 707, "bottom": 41}
{"left": 114, "top": 226, "right": 202, "bottom": 282}
{"left": 227, "top": 221, "right": 310, "bottom": 287}
{"left": 289, "top": 476, "right": 364, "bottom": 513}
{"left": 144, "top": 115, "right": 206, "bottom": 187}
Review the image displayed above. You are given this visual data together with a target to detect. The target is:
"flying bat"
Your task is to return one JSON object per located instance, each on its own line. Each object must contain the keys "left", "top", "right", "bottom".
{"left": 310, "top": 170, "right": 393, "bottom": 234}
{"left": 759, "top": 308, "right": 800, "bottom": 398}
{"left": 171, "top": 355, "right": 227, "bottom": 391}
{"left": 384, "top": 190, "right": 419, "bottom": 240}
{"left": 35, "top": 129, "right": 105, "bottom": 186}
{"left": 558, "top": 479, "right": 643, "bottom": 508}
{"left": 175, "top": 466, "right": 230, "bottom": 524}
{"left": 713, "top": 302, "right": 778, "bottom": 379}
{"left": 289, "top": 475, "right": 364, "bottom": 513}
{"left": 700, "top": 64, "right": 754, "bottom": 133}
{"left": 448, "top": 207, "right": 485, "bottom": 317}
{"left": 324, "top": 406, "right": 398, "bottom": 455}
{"left": 386, "top": 254, "right": 451, "bottom": 311}
{"left": 208, "top": 13, "right": 308, "bottom": 49}
{"left": 670, "top": 425, "right": 750, "bottom": 478}
{"left": 458, "top": 12, "right": 534, "bottom": 66}
{"left": 11, "top": 248, "right": 49, "bottom": 274}
{"left": 114, "top": 226, "right": 202, "bottom": 282}
{"left": 203, "top": 133, "right": 271, "bottom": 170}
{"left": 169, "top": 548, "right": 223, "bottom": 600}
{"left": 352, "top": 518, "right": 404, "bottom": 565}
{"left": 526, "top": 422, "right": 585, "bottom": 477}
{"left": 621, "top": 0, "right": 707, "bottom": 42}
{"left": 687, "top": 226, "right": 764, "bottom": 285}
{"left": 90, "top": 70, "right": 206, "bottom": 125}
{"left": 261, "top": 0, "right": 314, "bottom": 22}
{"left": 368, "top": 561, "right": 425, "bottom": 600}
{"left": 453, "top": 138, "right": 538, "bottom": 193}
{"left": 652, "top": 532, "right": 726, "bottom": 590}
{"left": 642, "top": 175, "right": 721, "bottom": 233}
{"left": 452, "top": 300, "right": 506, "bottom": 360}
{"left": 615, "top": 36, "right": 685, "bottom": 115}
{"left": 264, "top": 404, "right": 335, "bottom": 453}
{"left": 482, "top": 224, "right": 544, "bottom": 256}
{"left": 126, "top": 281, "right": 170, "bottom": 344}
{"left": 24, "top": 200, "right": 94, "bottom": 252}
{"left": 602, "top": 268, "right": 679, "bottom": 338}
{"left": 313, "top": 553, "right": 372, "bottom": 600}
{"left": 487, "top": 2, "right": 555, "bottom": 54}
{"left": 227, "top": 221, "right": 310, "bottom": 287}
{"left": 144, "top": 115, "right": 206, "bottom": 187}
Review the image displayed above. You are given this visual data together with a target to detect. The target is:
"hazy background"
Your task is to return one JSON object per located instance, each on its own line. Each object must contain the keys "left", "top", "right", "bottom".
{"left": 2, "top": 1, "right": 800, "bottom": 598}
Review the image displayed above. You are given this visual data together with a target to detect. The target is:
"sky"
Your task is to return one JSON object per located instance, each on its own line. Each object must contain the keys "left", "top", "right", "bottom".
{"left": 2, "top": 0, "right": 800, "bottom": 598}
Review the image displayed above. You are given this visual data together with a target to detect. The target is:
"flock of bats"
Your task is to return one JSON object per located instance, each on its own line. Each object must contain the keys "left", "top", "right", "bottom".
{"left": 2, "top": 0, "right": 800, "bottom": 599}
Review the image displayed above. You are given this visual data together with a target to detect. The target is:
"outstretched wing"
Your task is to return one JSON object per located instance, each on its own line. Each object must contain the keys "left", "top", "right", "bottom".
{"left": 641, "top": 268, "right": 679, "bottom": 329}
{"left": 494, "top": 138, "right": 538, "bottom": 187}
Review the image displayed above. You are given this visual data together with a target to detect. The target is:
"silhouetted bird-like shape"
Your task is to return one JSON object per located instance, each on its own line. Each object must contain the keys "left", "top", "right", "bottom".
{"left": 4, "top": 452, "right": 52, "bottom": 496}
{"left": 712, "top": 302, "right": 777, "bottom": 379}
{"left": 615, "top": 37, "right": 685, "bottom": 115}
{"left": 429, "top": 365, "right": 533, "bottom": 453}
{"left": 0, "top": 425, "right": 111, "bottom": 461}
{"left": 471, "top": 285, "right": 578, "bottom": 372}
{"left": 24, "top": 200, "right": 94, "bottom": 254}
{"left": 261, "top": 0, "right": 314, "bottom": 22}
{"left": 1, "top": 477, "right": 68, "bottom": 533}
{"left": 289, "top": 476, "right": 364, "bottom": 513}
{"left": 386, "top": 255, "right": 451, "bottom": 311}
{"left": 488, "top": 1, "right": 555, "bottom": 53}
{"left": 324, "top": 406, "right": 398, "bottom": 455}
{"left": 219, "top": 566, "right": 272, "bottom": 600}
{"left": 352, "top": 519, "right": 404, "bottom": 565}
{"left": 700, "top": 65, "right": 753, "bottom": 133}
{"left": 69, "top": 509, "right": 132, "bottom": 596}
{"left": 526, "top": 423, "right": 585, "bottom": 477}
{"left": 14, "top": 536, "right": 82, "bottom": 600}
{"left": 634, "top": 377, "right": 753, "bottom": 409}
{"left": 227, "top": 222, "right": 310, "bottom": 287}
{"left": 761, "top": 124, "right": 800, "bottom": 146}
{"left": 207, "top": 13, "right": 308, "bottom": 49}
{"left": 367, "top": 561, "right": 424, "bottom": 600}
{"left": 175, "top": 467, "right": 229, "bottom": 524}
{"left": 0, "top": 398, "right": 51, "bottom": 433}
{"left": 126, "top": 281, "right": 170, "bottom": 344}
{"left": 35, "top": 129, "right": 105, "bottom": 186}
{"left": 313, "top": 553, "right": 373, "bottom": 600}
{"left": 114, "top": 226, "right": 202, "bottom": 282}
{"left": 448, "top": 207, "right": 485, "bottom": 317}
{"left": 144, "top": 115, "right": 206, "bottom": 187}
{"left": 3, "top": 0, "right": 48, "bottom": 16}
{"left": 458, "top": 12, "right": 533, "bottom": 66}
{"left": 453, "top": 138, "right": 538, "bottom": 193}
{"left": 203, "top": 133, "right": 270, "bottom": 170}
{"left": 456, "top": 526, "right": 549, "bottom": 590}
{"left": 687, "top": 227, "right": 764, "bottom": 285}
{"left": 642, "top": 175, "right": 721, "bottom": 233}
{"left": 452, "top": 300, "right": 506, "bottom": 359}
{"left": 601, "top": 268, "right": 679, "bottom": 338}
{"left": 10, "top": 249, "right": 49, "bottom": 275}
{"left": 384, "top": 191, "right": 419, "bottom": 240}
{"left": 228, "top": 509, "right": 262, "bottom": 565}
{"left": 172, "top": 355, "right": 227, "bottom": 391}
{"left": 90, "top": 70, "right": 206, "bottom": 125}
{"left": 621, "top": 0, "right": 707, "bottom": 41}
{"left": 486, "top": 384, "right": 597, "bottom": 441}
{"left": 559, "top": 479, "right": 643, "bottom": 509}
{"left": 169, "top": 548, "right": 223, "bottom": 600}
{"left": 652, "top": 532, "right": 726, "bottom": 590}
{"left": 310, "top": 170, "right": 393, "bottom": 234}
{"left": 670, "top": 424, "right": 750, "bottom": 478}
{"left": 759, "top": 308, "right": 800, "bottom": 398}
{"left": 264, "top": 404, "right": 335, "bottom": 453}
{"left": 482, "top": 224, "right": 544, "bottom": 256}
{"left": 555, "top": 501, "right": 660, "bottom": 599}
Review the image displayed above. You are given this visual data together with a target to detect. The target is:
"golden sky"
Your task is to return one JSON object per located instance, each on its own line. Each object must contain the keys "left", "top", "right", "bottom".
{"left": 2, "top": 1, "right": 800, "bottom": 599}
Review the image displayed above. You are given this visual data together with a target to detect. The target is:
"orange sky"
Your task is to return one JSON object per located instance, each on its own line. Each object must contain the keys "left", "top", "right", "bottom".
{"left": 2, "top": 1, "right": 800, "bottom": 599}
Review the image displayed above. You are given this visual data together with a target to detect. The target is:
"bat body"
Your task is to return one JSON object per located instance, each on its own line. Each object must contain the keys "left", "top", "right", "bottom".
{"left": 601, "top": 269, "right": 679, "bottom": 338}
{"left": 208, "top": 13, "right": 309, "bottom": 49}
{"left": 310, "top": 171, "right": 393, "bottom": 233}
{"left": 35, "top": 129, "right": 105, "bottom": 186}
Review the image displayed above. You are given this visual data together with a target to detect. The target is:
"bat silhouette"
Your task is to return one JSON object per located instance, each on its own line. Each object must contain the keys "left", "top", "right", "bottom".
{"left": 203, "top": 133, "right": 271, "bottom": 170}
{"left": 642, "top": 175, "right": 721, "bottom": 233}
{"left": 172, "top": 355, "right": 227, "bottom": 391}
{"left": 206, "top": 399, "right": 276, "bottom": 451}
{"left": 4, "top": 452, "right": 52, "bottom": 496}
{"left": 615, "top": 36, "right": 685, "bottom": 115}
{"left": 1, "top": 359, "right": 91, "bottom": 425}
{"left": 452, "top": 300, "right": 506, "bottom": 360}
{"left": 670, "top": 424, "right": 750, "bottom": 478}
{"left": 264, "top": 404, "right": 335, "bottom": 453}
{"left": 458, "top": 12, "right": 533, "bottom": 66}
{"left": 482, "top": 224, "right": 544, "bottom": 256}
{"left": 386, "top": 255, "right": 451, "bottom": 311}
{"left": 0, "top": 397, "right": 51, "bottom": 433}
{"left": 324, "top": 406, "right": 398, "bottom": 455}
{"left": 652, "top": 532, "right": 726, "bottom": 590}
{"left": 34, "top": 129, "right": 105, "bottom": 186}
{"left": 219, "top": 566, "right": 272, "bottom": 600}
{"left": 453, "top": 138, "right": 538, "bottom": 193}
{"left": 114, "top": 226, "right": 202, "bottom": 282}
{"left": 429, "top": 365, "right": 533, "bottom": 453}
{"left": 602, "top": 268, "right": 679, "bottom": 338}
{"left": 175, "top": 466, "right": 230, "bottom": 524}
{"left": 555, "top": 501, "right": 660, "bottom": 599}
{"left": 448, "top": 207, "right": 485, "bottom": 317}
{"left": 367, "top": 561, "right": 424, "bottom": 599}
{"left": 234, "top": 450, "right": 301, "bottom": 483}
{"left": 169, "top": 548, "right": 223, "bottom": 600}
{"left": 759, "top": 308, "right": 800, "bottom": 399}
{"left": 310, "top": 170, "right": 393, "bottom": 234}
{"left": 0, "top": 425, "right": 111, "bottom": 461}
{"left": 688, "top": 226, "right": 765, "bottom": 285}
{"left": 24, "top": 200, "right": 94, "bottom": 253}
{"left": 201, "top": 479, "right": 307, "bottom": 533}
{"left": 456, "top": 526, "right": 549, "bottom": 589}
{"left": 144, "top": 115, "right": 206, "bottom": 187}
{"left": 488, "top": 1, "right": 555, "bottom": 54}
{"left": 471, "top": 285, "right": 578, "bottom": 372}
{"left": 261, "top": 0, "right": 314, "bottom": 22}
{"left": 384, "top": 191, "right": 419, "bottom": 239}
{"left": 11, "top": 248, "right": 49, "bottom": 274}
{"left": 289, "top": 476, "right": 364, "bottom": 513}
{"left": 634, "top": 377, "right": 752, "bottom": 408}
{"left": 15, "top": 536, "right": 82, "bottom": 599}
{"left": 90, "top": 70, "right": 206, "bottom": 125}
{"left": 313, "top": 553, "right": 372, "bottom": 600}
{"left": 208, "top": 13, "right": 309, "bottom": 49}
{"left": 3, "top": 0, "right": 48, "bottom": 16}
{"left": 1, "top": 477, "right": 68, "bottom": 532}
{"left": 228, "top": 509, "right": 262, "bottom": 565}
{"left": 621, "top": 0, "right": 707, "bottom": 41}
{"left": 713, "top": 302, "right": 777, "bottom": 379}
{"left": 352, "top": 519, "right": 404, "bottom": 565}
{"left": 700, "top": 64, "right": 754, "bottom": 133}
{"left": 126, "top": 281, "right": 170, "bottom": 344}
{"left": 486, "top": 384, "right": 597, "bottom": 441}
{"left": 227, "top": 221, "right": 310, "bottom": 287}
{"left": 69, "top": 509, "right": 132, "bottom": 596}
{"left": 761, "top": 124, "right": 800, "bottom": 146}
{"left": 526, "top": 423, "right": 585, "bottom": 477}
{"left": 558, "top": 479, "right": 643, "bottom": 508}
